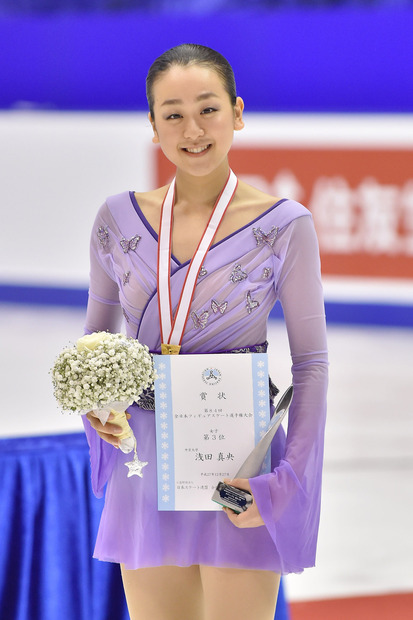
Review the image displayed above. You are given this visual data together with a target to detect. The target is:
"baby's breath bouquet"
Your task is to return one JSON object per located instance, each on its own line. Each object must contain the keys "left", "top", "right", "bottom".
{"left": 51, "top": 332, "right": 156, "bottom": 477}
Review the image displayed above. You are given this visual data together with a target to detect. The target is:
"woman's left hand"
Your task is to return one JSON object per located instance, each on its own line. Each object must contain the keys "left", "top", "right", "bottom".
{"left": 221, "top": 478, "right": 265, "bottom": 528}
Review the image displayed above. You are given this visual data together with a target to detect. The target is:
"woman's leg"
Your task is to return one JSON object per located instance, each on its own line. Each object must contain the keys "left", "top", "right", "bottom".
{"left": 120, "top": 564, "right": 204, "bottom": 620}
{"left": 200, "top": 565, "right": 280, "bottom": 620}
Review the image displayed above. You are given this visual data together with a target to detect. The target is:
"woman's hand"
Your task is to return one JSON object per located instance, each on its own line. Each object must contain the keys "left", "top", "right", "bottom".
{"left": 221, "top": 478, "right": 265, "bottom": 528}
{"left": 85, "top": 410, "right": 131, "bottom": 448}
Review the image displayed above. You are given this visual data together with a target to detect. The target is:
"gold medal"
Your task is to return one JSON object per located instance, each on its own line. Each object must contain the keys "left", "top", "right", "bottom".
{"left": 161, "top": 343, "right": 181, "bottom": 355}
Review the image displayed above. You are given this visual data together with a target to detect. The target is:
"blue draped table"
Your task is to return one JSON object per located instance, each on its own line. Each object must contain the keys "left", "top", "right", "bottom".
{"left": 0, "top": 433, "right": 289, "bottom": 620}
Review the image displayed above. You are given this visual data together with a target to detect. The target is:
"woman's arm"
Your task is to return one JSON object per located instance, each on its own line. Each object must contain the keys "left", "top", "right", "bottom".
{"left": 82, "top": 203, "right": 126, "bottom": 496}
{"left": 225, "top": 215, "right": 328, "bottom": 573}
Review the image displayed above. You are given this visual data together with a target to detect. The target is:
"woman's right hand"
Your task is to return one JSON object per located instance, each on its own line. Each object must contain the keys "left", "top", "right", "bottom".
{"left": 85, "top": 410, "right": 131, "bottom": 447}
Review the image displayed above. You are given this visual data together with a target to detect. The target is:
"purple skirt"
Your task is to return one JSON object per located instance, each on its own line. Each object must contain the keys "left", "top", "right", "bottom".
{"left": 93, "top": 403, "right": 286, "bottom": 571}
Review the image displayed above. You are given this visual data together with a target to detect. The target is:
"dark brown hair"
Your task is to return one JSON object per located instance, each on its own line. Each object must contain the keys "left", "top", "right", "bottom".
{"left": 146, "top": 43, "right": 237, "bottom": 118}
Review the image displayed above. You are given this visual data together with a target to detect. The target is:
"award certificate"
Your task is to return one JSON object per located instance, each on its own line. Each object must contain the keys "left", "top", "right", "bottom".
{"left": 154, "top": 353, "right": 271, "bottom": 511}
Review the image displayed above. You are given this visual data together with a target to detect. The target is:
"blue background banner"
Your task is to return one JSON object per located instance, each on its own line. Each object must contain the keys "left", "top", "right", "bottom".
{"left": 1, "top": 8, "right": 413, "bottom": 112}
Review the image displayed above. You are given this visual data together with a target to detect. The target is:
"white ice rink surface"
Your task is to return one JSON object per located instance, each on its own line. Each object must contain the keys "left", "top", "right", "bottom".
{"left": 1, "top": 304, "right": 412, "bottom": 602}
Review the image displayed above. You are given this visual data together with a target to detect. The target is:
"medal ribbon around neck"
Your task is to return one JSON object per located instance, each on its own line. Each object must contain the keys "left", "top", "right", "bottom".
{"left": 157, "top": 169, "right": 238, "bottom": 354}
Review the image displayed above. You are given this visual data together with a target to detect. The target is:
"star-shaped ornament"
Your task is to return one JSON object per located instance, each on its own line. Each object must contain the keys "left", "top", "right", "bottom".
{"left": 125, "top": 455, "right": 148, "bottom": 478}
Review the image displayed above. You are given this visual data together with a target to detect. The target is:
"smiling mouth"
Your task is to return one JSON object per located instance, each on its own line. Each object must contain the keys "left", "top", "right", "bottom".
{"left": 183, "top": 144, "right": 211, "bottom": 154}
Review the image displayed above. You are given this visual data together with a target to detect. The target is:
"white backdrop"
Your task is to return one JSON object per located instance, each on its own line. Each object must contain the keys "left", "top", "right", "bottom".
{"left": 1, "top": 110, "right": 413, "bottom": 304}
{"left": 0, "top": 111, "right": 153, "bottom": 286}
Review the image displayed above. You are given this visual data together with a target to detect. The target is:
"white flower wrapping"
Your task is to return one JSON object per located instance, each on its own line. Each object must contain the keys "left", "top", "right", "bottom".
{"left": 51, "top": 332, "right": 156, "bottom": 471}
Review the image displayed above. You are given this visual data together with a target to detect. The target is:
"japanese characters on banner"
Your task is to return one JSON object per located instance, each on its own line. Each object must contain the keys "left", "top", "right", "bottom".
{"left": 156, "top": 142, "right": 413, "bottom": 281}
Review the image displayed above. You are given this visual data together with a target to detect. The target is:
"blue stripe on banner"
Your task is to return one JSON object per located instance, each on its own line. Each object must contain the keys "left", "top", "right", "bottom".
{"left": 324, "top": 301, "right": 413, "bottom": 328}
{"left": 0, "top": 284, "right": 88, "bottom": 307}
{"left": 269, "top": 299, "right": 413, "bottom": 328}
{"left": 1, "top": 283, "right": 412, "bottom": 327}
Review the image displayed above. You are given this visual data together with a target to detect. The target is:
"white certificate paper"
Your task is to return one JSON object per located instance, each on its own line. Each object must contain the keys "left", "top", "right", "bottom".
{"left": 154, "top": 353, "right": 270, "bottom": 511}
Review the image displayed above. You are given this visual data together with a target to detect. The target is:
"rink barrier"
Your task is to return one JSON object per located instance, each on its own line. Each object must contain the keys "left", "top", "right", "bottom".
{"left": 0, "top": 284, "right": 412, "bottom": 328}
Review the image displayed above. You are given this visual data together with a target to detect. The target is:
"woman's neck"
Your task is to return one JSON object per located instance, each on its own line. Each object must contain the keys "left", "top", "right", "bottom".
{"left": 174, "top": 163, "right": 231, "bottom": 211}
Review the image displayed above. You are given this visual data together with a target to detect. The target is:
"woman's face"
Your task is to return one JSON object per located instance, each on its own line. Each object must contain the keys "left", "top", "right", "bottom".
{"left": 149, "top": 64, "right": 244, "bottom": 178}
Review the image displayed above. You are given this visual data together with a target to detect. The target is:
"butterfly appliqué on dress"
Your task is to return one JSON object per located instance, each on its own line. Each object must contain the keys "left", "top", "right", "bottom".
{"left": 123, "top": 271, "right": 131, "bottom": 285}
{"left": 191, "top": 310, "right": 209, "bottom": 330}
{"left": 211, "top": 299, "right": 228, "bottom": 315}
{"left": 253, "top": 226, "right": 279, "bottom": 247}
{"left": 122, "top": 308, "right": 130, "bottom": 323}
{"left": 262, "top": 267, "right": 272, "bottom": 279}
{"left": 120, "top": 234, "right": 141, "bottom": 253}
{"left": 246, "top": 291, "right": 259, "bottom": 314}
{"left": 97, "top": 226, "right": 109, "bottom": 248}
{"left": 230, "top": 264, "right": 248, "bottom": 283}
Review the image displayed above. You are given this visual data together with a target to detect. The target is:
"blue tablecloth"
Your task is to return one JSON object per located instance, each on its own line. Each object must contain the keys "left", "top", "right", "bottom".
{"left": 0, "top": 433, "right": 289, "bottom": 620}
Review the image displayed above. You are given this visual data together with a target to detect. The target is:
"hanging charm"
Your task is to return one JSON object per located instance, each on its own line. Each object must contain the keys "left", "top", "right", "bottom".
{"left": 95, "top": 402, "right": 149, "bottom": 479}
{"left": 125, "top": 436, "right": 148, "bottom": 478}
{"left": 198, "top": 265, "right": 208, "bottom": 278}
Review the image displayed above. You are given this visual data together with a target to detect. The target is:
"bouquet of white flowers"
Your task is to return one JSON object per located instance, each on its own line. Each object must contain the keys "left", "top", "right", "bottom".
{"left": 51, "top": 331, "right": 156, "bottom": 478}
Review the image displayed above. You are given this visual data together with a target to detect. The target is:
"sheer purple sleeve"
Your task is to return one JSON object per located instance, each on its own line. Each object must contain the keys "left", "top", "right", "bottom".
{"left": 82, "top": 204, "right": 123, "bottom": 498}
{"left": 249, "top": 215, "right": 329, "bottom": 574}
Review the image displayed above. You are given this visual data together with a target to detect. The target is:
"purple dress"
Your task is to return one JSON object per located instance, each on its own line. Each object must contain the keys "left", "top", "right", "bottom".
{"left": 83, "top": 189, "right": 328, "bottom": 575}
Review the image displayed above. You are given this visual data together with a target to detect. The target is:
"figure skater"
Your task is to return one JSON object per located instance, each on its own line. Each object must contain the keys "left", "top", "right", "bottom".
{"left": 84, "top": 43, "right": 328, "bottom": 620}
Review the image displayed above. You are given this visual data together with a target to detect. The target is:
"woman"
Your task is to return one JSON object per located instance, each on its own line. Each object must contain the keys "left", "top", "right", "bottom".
{"left": 84, "top": 44, "right": 328, "bottom": 620}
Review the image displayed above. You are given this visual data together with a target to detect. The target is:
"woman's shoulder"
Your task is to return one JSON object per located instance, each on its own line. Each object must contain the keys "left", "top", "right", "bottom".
{"left": 133, "top": 186, "right": 168, "bottom": 210}
{"left": 101, "top": 186, "right": 168, "bottom": 215}
{"left": 100, "top": 186, "right": 169, "bottom": 231}
{"left": 234, "top": 179, "right": 281, "bottom": 214}
{"left": 132, "top": 186, "right": 169, "bottom": 234}
{"left": 232, "top": 179, "right": 309, "bottom": 229}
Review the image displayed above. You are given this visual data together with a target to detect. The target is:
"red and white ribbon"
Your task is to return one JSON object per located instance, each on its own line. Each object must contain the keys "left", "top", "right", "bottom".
{"left": 157, "top": 169, "right": 238, "bottom": 348}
